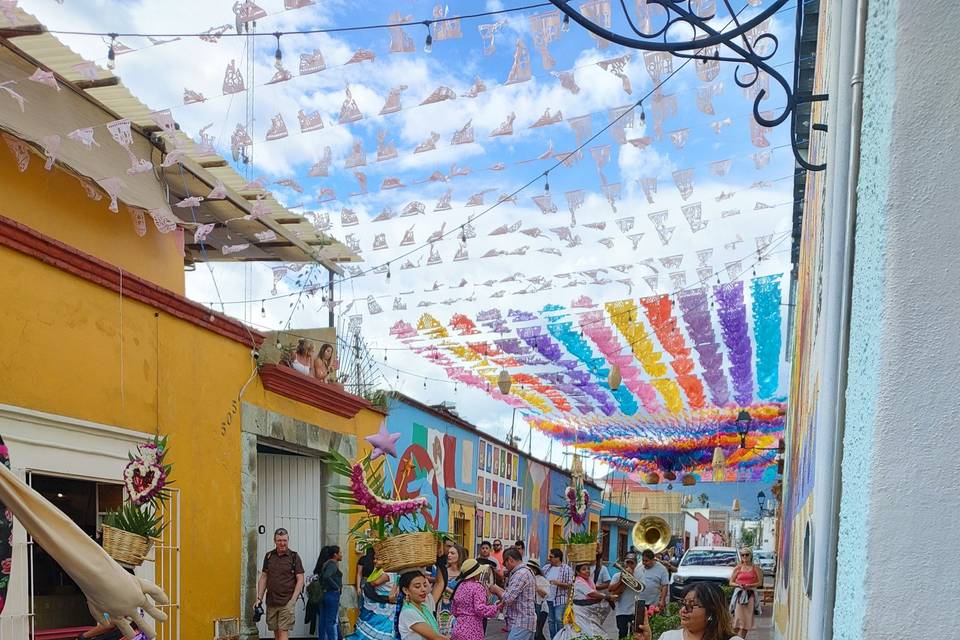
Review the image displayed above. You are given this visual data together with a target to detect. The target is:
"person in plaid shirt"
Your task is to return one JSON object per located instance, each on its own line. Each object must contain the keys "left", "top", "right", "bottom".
{"left": 490, "top": 547, "right": 536, "bottom": 640}
{"left": 543, "top": 548, "right": 574, "bottom": 639}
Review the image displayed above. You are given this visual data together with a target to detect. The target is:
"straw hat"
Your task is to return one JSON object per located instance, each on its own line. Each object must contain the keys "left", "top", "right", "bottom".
{"left": 460, "top": 558, "right": 482, "bottom": 580}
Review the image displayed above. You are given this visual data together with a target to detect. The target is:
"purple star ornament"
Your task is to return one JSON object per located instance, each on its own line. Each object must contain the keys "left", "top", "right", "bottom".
{"left": 365, "top": 423, "right": 401, "bottom": 459}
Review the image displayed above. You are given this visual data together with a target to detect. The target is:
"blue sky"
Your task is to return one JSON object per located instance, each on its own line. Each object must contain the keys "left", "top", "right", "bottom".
{"left": 22, "top": 0, "right": 796, "bottom": 480}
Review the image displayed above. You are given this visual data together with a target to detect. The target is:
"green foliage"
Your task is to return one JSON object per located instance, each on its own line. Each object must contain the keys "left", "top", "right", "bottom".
{"left": 739, "top": 529, "right": 757, "bottom": 548}
{"left": 103, "top": 503, "right": 166, "bottom": 539}
{"left": 649, "top": 604, "right": 682, "bottom": 640}
{"left": 559, "top": 531, "right": 598, "bottom": 544}
{"left": 697, "top": 492, "right": 709, "bottom": 507}
{"left": 364, "top": 389, "right": 390, "bottom": 412}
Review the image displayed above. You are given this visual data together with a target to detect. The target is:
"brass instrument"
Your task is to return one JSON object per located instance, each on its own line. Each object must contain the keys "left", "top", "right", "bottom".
{"left": 613, "top": 562, "right": 642, "bottom": 592}
{"left": 631, "top": 515, "right": 672, "bottom": 554}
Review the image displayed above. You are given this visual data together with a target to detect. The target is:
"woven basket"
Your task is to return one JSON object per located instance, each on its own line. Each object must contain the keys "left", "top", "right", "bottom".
{"left": 102, "top": 524, "right": 154, "bottom": 567}
{"left": 566, "top": 543, "right": 597, "bottom": 564}
{"left": 374, "top": 532, "right": 437, "bottom": 572}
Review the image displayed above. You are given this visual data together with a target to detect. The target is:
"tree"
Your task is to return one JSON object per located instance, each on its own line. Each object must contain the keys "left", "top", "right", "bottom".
{"left": 740, "top": 528, "right": 757, "bottom": 548}
{"left": 697, "top": 492, "right": 710, "bottom": 507}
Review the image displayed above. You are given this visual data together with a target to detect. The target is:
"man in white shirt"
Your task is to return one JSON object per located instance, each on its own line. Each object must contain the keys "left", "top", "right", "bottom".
{"left": 638, "top": 549, "right": 669, "bottom": 611}
{"left": 609, "top": 553, "right": 641, "bottom": 640}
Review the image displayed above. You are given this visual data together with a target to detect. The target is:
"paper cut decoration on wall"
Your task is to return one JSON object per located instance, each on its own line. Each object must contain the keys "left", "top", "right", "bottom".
{"left": 194, "top": 223, "right": 215, "bottom": 244}
{"left": 267, "top": 64, "right": 293, "bottom": 84}
{"left": 532, "top": 194, "right": 558, "bottom": 214}
{"left": 175, "top": 196, "right": 203, "bottom": 209}
{"left": 490, "top": 112, "right": 516, "bottom": 137}
{"left": 710, "top": 117, "right": 733, "bottom": 134}
{"left": 530, "top": 108, "right": 563, "bottom": 128}
{"left": 751, "top": 111, "right": 774, "bottom": 147}
{"left": 300, "top": 50, "right": 325, "bottom": 75}
{"left": 255, "top": 230, "right": 276, "bottom": 243}
{"left": 345, "top": 139, "right": 367, "bottom": 168}
{"left": 40, "top": 135, "right": 60, "bottom": 171}
{"left": 529, "top": 10, "right": 563, "bottom": 69}
{"left": 432, "top": 4, "right": 462, "bottom": 41}
{"left": 149, "top": 207, "right": 178, "bottom": 234}
{"left": 752, "top": 150, "right": 772, "bottom": 169}
{"left": 265, "top": 114, "right": 288, "bottom": 141}
{"left": 707, "top": 158, "right": 731, "bottom": 176}
{"left": 434, "top": 190, "right": 453, "bottom": 211}
{"left": 183, "top": 89, "right": 206, "bottom": 104}
{"left": 2, "top": 133, "right": 29, "bottom": 172}
{"left": 478, "top": 20, "right": 507, "bottom": 55}
{"left": 451, "top": 120, "right": 474, "bottom": 145}
{"left": 670, "top": 128, "right": 690, "bottom": 150}
{"left": 462, "top": 76, "right": 486, "bottom": 98}
{"left": 505, "top": 39, "right": 532, "bottom": 85}
{"left": 552, "top": 70, "right": 580, "bottom": 94}
{"left": 222, "top": 243, "right": 250, "bottom": 255}
{"left": 222, "top": 60, "right": 244, "bottom": 94}
{"left": 420, "top": 86, "right": 456, "bottom": 105}
{"left": 597, "top": 54, "right": 632, "bottom": 93}
{"left": 673, "top": 168, "right": 695, "bottom": 200}
{"left": 682, "top": 202, "right": 708, "bottom": 232}
{"left": 379, "top": 85, "right": 408, "bottom": 114}
{"left": 376, "top": 130, "right": 398, "bottom": 162}
{"left": 580, "top": 0, "right": 613, "bottom": 48}
{"left": 388, "top": 12, "right": 416, "bottom": 53}
{"left": 339, "top": 86, "right": 363, "bottom": 123}
{"left": 128, "top": 207, "right": 147, "bottom": 237}
{"left": 346, "top": 49, "right": 375, "bottom": 65}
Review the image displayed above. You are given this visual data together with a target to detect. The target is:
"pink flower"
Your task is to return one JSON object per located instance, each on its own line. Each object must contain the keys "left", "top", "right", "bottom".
{"left": 2, "top": 558, "right": 11, "bottom": 574}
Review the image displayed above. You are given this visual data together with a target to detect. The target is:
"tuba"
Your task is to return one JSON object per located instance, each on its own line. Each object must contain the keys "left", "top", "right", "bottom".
{"left": 613, "top": 562, "right": 642, "bottom": 591}
{"left": 631, "top": 516, "right": 671, "bottom": 554}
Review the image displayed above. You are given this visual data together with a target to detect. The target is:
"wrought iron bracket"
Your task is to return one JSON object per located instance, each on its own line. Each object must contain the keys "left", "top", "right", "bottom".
{"left": 548, "top": 0, "right": 827, "bottom": 170}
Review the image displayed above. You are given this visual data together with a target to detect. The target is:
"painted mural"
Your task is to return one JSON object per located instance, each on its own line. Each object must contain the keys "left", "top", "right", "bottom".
{"left": 386, "top": 395, "right": 599, "bottom": 562}
{"left": 773, "top": 63, "right": 829, "bottom": 638}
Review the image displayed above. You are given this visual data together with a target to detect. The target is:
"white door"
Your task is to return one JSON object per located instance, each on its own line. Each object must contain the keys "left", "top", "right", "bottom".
{"left": 257, "top": 452, "right": 324, "bottom": 639}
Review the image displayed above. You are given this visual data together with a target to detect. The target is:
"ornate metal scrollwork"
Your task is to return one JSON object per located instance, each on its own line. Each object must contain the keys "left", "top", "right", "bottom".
{"left": 548, "top": 0, "right": 827, "bottom": 170}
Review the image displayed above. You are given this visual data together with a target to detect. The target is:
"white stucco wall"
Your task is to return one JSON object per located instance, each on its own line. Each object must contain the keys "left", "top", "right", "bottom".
{"left": 833, "top": 0, "right": 960, "bottom": 638}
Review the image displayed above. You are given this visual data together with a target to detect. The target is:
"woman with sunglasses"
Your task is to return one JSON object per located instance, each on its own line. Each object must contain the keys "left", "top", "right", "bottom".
{"left": 728, "top": 548, "right": 762, "bottom": 638}
{"left": 660, "top": 582, "right": 742, "bottom": 640}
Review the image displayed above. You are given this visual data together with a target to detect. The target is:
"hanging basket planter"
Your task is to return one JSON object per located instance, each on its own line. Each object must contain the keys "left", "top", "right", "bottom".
{"left": 682, "top": 475, "right": 697, "bottom": 487}
{"left": 663, "top": 471, "right": 677, "bottom": 481}
{"left": 102, "top": 524, "right": 154, "bottom": 567}
{"left": 645, "top": 472, "right": 660, "bottom": 485}
{"left": 566, "top": 543, "right": 597, "bottom": 564}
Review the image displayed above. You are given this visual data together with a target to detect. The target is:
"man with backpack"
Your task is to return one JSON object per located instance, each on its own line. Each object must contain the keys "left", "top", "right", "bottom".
{"left": 255, "top": 528, "right": 305, "bottom": 640}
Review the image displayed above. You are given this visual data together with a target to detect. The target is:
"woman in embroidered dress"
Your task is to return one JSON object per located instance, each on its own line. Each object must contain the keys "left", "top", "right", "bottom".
{"left": 449, "top": 559, "right": 498, "bottom": 640}
{"left": 396, "top": 570, "right": 449, "bottom": 640}
{"left": 552, "top": 563, "right": 614, "bottom": 640}
{"left": 434, "top": 542, "right": 467, "bottom": 636}
{"left": 347, "top": 562, "right": 398, "bottom": 640}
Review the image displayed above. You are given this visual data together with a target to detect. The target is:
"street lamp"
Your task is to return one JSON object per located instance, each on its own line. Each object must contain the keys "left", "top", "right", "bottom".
{"left": 736, "top": 410, "right": 751, "bottom": 449}
{"left": 756, "top": 490, "right": 766, "bottom": 512}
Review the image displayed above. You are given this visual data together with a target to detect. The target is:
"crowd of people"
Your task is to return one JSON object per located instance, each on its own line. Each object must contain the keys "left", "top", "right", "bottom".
{"left": 253, "top": 529, "right": 762, "bottom": 640}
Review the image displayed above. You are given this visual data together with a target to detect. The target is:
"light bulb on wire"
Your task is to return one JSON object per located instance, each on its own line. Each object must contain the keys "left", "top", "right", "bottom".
{"left": 423, "top": 22, "right": 433, "bottom": 53}
{"left": 561, "top": 14, "right": 570, "bottom": 32}
{"left": 543, "top": 171, "right": 550, "bottom": 194}
{"left": 107, "top": 34, "right": 117, "bottom": 70}
{"left": 273, "top": 32, "right": 283, "bottom": 69}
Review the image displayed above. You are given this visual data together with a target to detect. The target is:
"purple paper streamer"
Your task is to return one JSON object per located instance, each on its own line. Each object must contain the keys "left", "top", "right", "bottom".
{"left": 714, "top": 282, "right": 754, "bottom": 405}
{"left": 677, "top": 288, "right": 731, "bottom": 406}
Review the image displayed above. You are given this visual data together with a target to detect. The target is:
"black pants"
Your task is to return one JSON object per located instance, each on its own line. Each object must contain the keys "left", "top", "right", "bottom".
{"left": 616, "top": 614, "right": 633, "bottom": 640}
{"left": 535, "top": 606, "right": 548, "bottom": 640}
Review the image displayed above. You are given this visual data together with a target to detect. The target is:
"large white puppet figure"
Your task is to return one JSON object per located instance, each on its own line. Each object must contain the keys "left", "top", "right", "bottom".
{"left": 0, "top": 437, "right": 168, "bottom": 639}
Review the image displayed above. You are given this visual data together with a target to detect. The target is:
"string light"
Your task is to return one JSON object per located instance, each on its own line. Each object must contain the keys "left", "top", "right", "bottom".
{"left": 260, "top": 300, "right": 266, "bottom": 318}
{"left": 639, "top": 102, "right": 646, "bottom": 123}
{"left": 423, "top": 21, "right": 434, "bottom": 53}
{"left": 460, "top": 225, "right": 467, "bottom": 244}
{"left": 386, "top": 262, "right": 391, "bottom": 281}
{"left": 561, "top": 14, "right": 571, "bottom": 32}
{"left": 273, "top": 32, "right": 283, "bottom": 68}
{"left": 543, "top": 171, "right": 550, "bottom": 194}
{"left": 106, "top": 34, "right": 117, "bottom": 70}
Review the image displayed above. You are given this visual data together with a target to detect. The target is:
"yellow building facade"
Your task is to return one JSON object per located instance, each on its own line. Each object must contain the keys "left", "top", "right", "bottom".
{"left": 0, "top": 29, "right": 380, "bottom": 640}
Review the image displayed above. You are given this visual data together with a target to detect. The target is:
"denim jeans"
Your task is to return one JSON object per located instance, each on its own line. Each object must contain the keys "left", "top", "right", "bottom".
{"left": 507, "top": 628, "right": 535, "bottom": 640}
{"left": 547, "top": 602, "right": 563, "bottom": 639}
{"left": 318, "top": 590, "right": 340, "bottom": 640}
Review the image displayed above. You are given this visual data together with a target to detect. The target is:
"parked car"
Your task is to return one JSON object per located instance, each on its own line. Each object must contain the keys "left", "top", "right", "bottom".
{"left": 754, "top": 550, "right": 776, "bottom": 576}
{"left": 669, "top": 547, "right": 739, "bottom": 601}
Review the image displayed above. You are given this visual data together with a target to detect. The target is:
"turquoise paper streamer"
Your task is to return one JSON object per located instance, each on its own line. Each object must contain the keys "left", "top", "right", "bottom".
{"left": 751, "top": 275, "right": 783, "bottom": 399}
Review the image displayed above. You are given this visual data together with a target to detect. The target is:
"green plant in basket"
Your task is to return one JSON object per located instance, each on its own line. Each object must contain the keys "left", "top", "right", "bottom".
{"left": 321, "top": 450, "right": 444, "bottom": 550}
{"left": 560, "top": 531, "right": 598, "bottom": 545}
{"left": 103, "top": 502, "right": 166, "bottom": 539}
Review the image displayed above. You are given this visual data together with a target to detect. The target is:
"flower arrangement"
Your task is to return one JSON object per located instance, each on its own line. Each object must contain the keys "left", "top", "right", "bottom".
{"left": 322, "top": 449, "right": 439, "bottom": 550}
{"left": 565, "top": 485, "right": 590, "bottom": 526}
{"left": 122, "top": 436, "right": 173, "bottom": 508}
